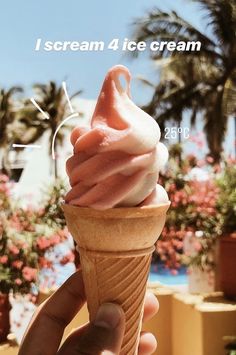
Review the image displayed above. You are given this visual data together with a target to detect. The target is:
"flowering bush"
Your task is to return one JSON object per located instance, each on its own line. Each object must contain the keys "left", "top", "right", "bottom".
{"left": 154, "top": 149, "right": 222, "bottom": 272}
{"left": 0, "top": 179, "right": 74, "bottom": 295}
{"left": 184, "top": 158, "right": 236, "bottom": 271}
{"left": 35, "top": 179, "right": 74, "bottom": 268}
{"left": 0, "top": 228, "right": 38, "bottom": 294}
{"left": 0, "top": 174, "right": 11, "bottom": 218}
{"left": 40, "top": 180, "right": 67, "bottom": 229}
{"left": 0, "top": 175, "right": 10, "bottom": 251}
{"left": 217, "top": 160, "right": 236, "bottom": 234}
{"left": 182, "top": 180, "right": 222, "bottom": 272}
{"left": 34, "top": 224, "right": 72, "bottom": 268}
{"left": 153, "top": 154, "right": 190, "bottom": 270}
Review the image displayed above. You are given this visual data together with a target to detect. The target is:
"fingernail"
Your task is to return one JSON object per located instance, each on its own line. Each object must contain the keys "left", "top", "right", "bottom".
{"left": 94, "top": 303, "right": 122, "bottom": 329}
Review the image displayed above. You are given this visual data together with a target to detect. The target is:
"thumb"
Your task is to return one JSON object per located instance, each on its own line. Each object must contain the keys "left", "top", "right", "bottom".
{"left": 58, "top": 303, "right": 125, "bottom": 355}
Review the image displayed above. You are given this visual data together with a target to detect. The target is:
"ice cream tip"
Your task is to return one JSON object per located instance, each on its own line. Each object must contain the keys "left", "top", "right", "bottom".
{"left": 65, "top": 65, "right": 169, "bottom": 210}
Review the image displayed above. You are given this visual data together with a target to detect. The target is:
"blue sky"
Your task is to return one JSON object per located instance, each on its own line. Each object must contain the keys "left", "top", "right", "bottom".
{"left": 0, "top": 0, "right": 203, "bottom": 104}
{"left": 1, "top": 0, "right": 235, "bottom": 157}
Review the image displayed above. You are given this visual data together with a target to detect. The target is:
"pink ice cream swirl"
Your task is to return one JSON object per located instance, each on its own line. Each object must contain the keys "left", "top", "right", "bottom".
{"left": 65, "top": 65, "right": 169, "bottom": 210}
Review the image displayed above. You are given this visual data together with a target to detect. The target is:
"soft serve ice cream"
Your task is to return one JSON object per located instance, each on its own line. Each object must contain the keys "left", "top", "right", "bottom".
{"left": 65, "top": 65, "right": 169, "bottom": 209}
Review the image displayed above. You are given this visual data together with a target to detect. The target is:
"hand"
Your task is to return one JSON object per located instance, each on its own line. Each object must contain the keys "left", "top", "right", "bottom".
{"left": 19, "top": 270, "right": 159, "bottom": 354}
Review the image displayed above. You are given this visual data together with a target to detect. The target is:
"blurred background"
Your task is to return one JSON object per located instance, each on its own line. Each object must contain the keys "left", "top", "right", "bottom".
{"left": 0, "top": 1, "right": 236, "bottom": 354}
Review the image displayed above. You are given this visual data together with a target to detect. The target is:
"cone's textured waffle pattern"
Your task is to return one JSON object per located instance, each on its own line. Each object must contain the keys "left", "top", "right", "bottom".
{"left": 63, "top": 204, "right": 170, "bottom": 354}
{"left": 79, "top": 248, "right": 153, "bottom": 354}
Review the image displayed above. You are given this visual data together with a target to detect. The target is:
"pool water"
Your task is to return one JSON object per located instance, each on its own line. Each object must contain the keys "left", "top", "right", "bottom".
{"left": 148, "top": 264, "right": 188, "bottom": 285}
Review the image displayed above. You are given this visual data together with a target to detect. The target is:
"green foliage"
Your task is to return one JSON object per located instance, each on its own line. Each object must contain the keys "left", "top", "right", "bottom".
{"left": 217, "top": 162, "right": 236, "bottom": 233}
{"left": 132, "top": 0, "right": 236, "bottom": 161}
{"left": 40, "top": 179, "right": 67, "bottom": 229}
{"left": 0, "top": 175, "right": 11, "bottom": 214}
{"left": 0, "top": 87, "right": 23, "bottom": 174}
{"left": 0, "top": 81, "right": 82, "bottom": 180}
{"left": 0, "top": 87, "right": 23, "bottom": 147}
{"left": 19, "top": 82, "right": 82, "bottom": 179}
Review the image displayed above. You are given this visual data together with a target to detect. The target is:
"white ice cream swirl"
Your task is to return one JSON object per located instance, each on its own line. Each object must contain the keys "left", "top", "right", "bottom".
{"left": 65, "top": 65, "right": 169, "bottom": 209}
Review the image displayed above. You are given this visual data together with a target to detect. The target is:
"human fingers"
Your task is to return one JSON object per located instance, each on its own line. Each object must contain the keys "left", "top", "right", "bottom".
{"left": 138, "top": 291, "right": 159, "bottom": 354}
{"left": 138, "top": 331, "right": 157, "bottom": 355}
{"left": 19, "top": 270, "right": 86, "bottom": 355}
{"left": 143, "top": 291, "right": 159, "bottom": 323}
{"left": 58, "top": 303, "right": 125, "bottom": 355}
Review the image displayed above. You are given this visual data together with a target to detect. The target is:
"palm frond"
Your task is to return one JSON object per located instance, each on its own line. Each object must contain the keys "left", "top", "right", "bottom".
{"left": 70, "top": 90, "right": 83, "bottom": 100}
{"left": 222, "top": 69, "right": 236, "bottom": 116}
{"left": 0, "top": 87, "right": 23, "bottom": 146}
{"left": 132, "top": 8, "right": 221, "bottom": 58}
{"left": 131, "top": 1, "right": 236, "bottom": 161}
{"left": 136, "top": 76, "right": 156, "bottom": 88}
{"left": 191, "top": 0, "right": 236, "bottom": 49}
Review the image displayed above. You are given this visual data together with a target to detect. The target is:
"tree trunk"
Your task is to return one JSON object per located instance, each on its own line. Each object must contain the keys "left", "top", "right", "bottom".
{"left": 54, "top": 159, "right": 58, "bottom": 180}
{"left": 54, "top": 140, "right": 58, "bottom": 180}
{"left": 235, "top": 116, "right": 236, "bottom": 159}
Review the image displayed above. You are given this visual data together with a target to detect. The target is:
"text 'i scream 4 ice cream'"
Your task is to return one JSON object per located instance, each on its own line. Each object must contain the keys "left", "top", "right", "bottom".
{"left": 65, "top": 65, "right": 169, "bottom": 209}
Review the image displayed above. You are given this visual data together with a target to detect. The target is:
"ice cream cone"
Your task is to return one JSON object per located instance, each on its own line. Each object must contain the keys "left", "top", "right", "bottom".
{"left": 63, "top": 203, "right": 170, "bottom": 354}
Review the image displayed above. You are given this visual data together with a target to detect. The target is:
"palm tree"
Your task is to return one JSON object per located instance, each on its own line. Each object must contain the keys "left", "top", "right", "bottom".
{"left": 18, "top": 81, "right": 82, "bottom": 179}
{"left": 132, "top": 0, "right": 236, "bottom": 161}
{"left": 0, "top": 87, "right": 23, "bottom": 174}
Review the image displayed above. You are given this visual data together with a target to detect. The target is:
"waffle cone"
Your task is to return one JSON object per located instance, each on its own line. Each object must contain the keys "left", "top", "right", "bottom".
{"left": 63, "top": 203, "right": 170, "bottom": 354}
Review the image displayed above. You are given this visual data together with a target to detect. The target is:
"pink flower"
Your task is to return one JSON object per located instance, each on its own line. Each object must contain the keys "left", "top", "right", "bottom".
{"left": 38, "top": 208, "right": 45, "bottom": 216}
{"left": 0, "top": 174, "right": 9, "bottom": 183}
{"left": 60, "top": 252, "right": 75, "bottom": 265}
{"left": 15, "top": 278, "right": 22, "bottom": 285}
{"left": 12, "top": 260, "right": 24, "bottom": 269}
{"left": 50, "top": 234, "right": 61, "bottom": 246}
{"left": 0, "top": 255, "right": 8, "bottom": 264}
{"left": 37, "top": 236, "right": 51, "bottom": 250}
{"left": 194, "top": 241, "right": 202, "bottom": 252}
{"left": 206, "top": 156, "right": 214, "bottom": 163}
{"left": 9, "top": 245, "right": 20, "bottom": 255}
{"left": 22, "top": 267, "right": 37, "bottom": 282}
{"left": 39, "top": 257, "right": 53, "bottom": 269}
